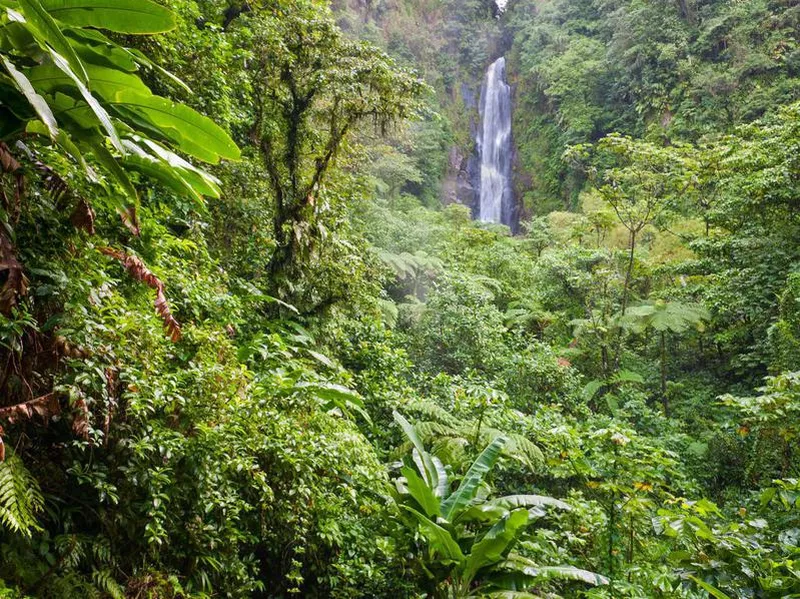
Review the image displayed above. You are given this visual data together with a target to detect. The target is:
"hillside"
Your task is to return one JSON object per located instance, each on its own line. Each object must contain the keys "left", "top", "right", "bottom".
{"left": 0, "top": 0, "right": 799, "bottom": 598}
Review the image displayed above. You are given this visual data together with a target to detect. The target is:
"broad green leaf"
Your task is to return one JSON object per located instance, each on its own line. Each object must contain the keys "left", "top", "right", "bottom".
{"left": 120, "top": 153, "right": 202, "bottom": 203}
{"left": 2, "top": 56, "right": 58, "bottom": 137}
{"left": 759, "top": 486, "right": 778, "bottom": 510}
{"left": 18, "top": 0, "right": 87, "bottom": 82}
{"left": 400, "top": 505, "right": 464, "bottom": 565}
{"left": 293, "top": 382, "right": 364, "bottom": 408}
{"left": 26, "top": 63, "right": 151, "bottom": 97}
{"left": 48, "top": 48, "right": 122, "bottom": 151}
{"left": 459, "top": 495, "right": 570, "bottom": 524}
{"left": 458, "top": 503, "right": 508, "bottom": 524}
{"left": 495, "top": 554, "right": 609, "bottom": 587}
{"left": 40, "top": 0, "right": 175, "bottom": 34}
{"left": 0, "top": 19, "right": 39, "bottom": 56}
{"left": 461, "top": 509, "right": 529, "bottom": 586}
{"left": 394, "top": 411, "right": 441, "bottom": 491}
{"left": 482, "top": 593, "right": 544, "bottom": 599}
{"left": 139, "top": 139, "right": 220, "bottom": 197}
{"left": 431, "top": 454, "right": 448, "bottom": 499}
{"left": 105, "top": 91, "right": 240, "bottom": 163}
{"left": 401, "top": 466, "right": 440, "bottom": 518}
{"left": 527, "top": 566, "right": 609, "bottom": 586}
{"left": 488, "top": 494, "right": 572, "bottom": 513}
{"left": 440, "top": 436, "right": 506, "bottom": 521}
{"left": 582, "top": 379, "right": 603, "bottom": 401}
{"left": 688, "top": 576, "right": 733, "bottom": 599}
{"left": 64, "top": 28, "right": 138, "bottom": 72}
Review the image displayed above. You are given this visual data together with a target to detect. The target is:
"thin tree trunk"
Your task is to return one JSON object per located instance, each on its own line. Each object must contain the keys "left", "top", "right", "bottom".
{"left": 660, "top": 331, "right": 669, "bottom": 417}
{"left": 613, "top": 229, "right": 637, "bottom": 369}
{"left": 621, "top": 229, "right": 636, "bottom": 316}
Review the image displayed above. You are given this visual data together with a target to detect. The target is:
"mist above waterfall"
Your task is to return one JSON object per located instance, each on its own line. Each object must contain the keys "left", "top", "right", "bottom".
{"left": 478, "top": 57, "right": 514, "bottom": 226}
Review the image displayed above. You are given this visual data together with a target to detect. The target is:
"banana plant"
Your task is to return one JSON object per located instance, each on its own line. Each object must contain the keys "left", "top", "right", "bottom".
{"left": 392, "top": 411, "right": 608, "bottom": 598}
{"left": 0, "top": 0, "right": 240, "bottom": 227}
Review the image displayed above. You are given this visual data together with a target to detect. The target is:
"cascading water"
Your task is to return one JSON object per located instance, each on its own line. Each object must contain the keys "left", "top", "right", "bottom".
{"left": 478, "top": 57, "right": 513, "bottom": 225}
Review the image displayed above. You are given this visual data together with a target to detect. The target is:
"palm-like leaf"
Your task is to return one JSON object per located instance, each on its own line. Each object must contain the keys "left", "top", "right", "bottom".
{"left": 400, "top": 400, "right": 544, "bottom": 471}
{"left": 394, "top": 410, "right": 445, "bottom": 492}
{"left": 440, "top": 436, "right": 506, "bottom": 521}
{"left": 490, "top": 553, "right": 609, "bottom": 589}
{"left": 460, "top": 509, "right": 530, "bottom": 586}
{"left": 622, "top": 300, "right": 709, "bottom": 334}
{"left": 0, "top": 0, "right": 240, "bottom": 228}
{"left": 459, "top": 494, "right": 571, "bottom": 524}
{"left": 401, "top": 465, "right": 440, "bottom": 517}
{"left": 401, "top": 505, "right": 465, "bottom": 565}
{"left": 40, "top": 0, "right": 176, "bottom": 34}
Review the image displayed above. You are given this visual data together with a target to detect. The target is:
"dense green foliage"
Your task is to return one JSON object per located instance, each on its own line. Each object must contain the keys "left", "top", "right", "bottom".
{"left": 1, "top": 0, "right": 799, "bottom": 597}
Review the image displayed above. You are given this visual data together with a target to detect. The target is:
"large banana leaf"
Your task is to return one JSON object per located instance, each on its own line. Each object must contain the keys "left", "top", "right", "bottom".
{"left": 26, "top": 63, "right": 151, "bottom": 97}
{"left": 18, "top": 0, "right": 87, "bottom": 82}
{"left": 440, "top": 436, "right": 506, "bottom": 522}
{"left": 64, "top": 28, "right": 138, "bottom": 72}
{"left": 401, "top": 465, "right": 440, "bottom": 518}
{"left": 401, "top": 505, "right": 464, "bottom": 565}
{"left": 1, "top": 56, "right": 58, "bottom": 137}
{"left": 487, "top": 494, "right": 571, "bottom": 512}
{"left": 40, "top": 0, "right": 175, "bottom": 34}
{"left": 47, "top": 48, "right": 122, "bottom": 150}
{"left": 394, "top": 411, "right": 445, "bottom": 493}
{"left": 138, "top": 139, "right": 220, "bottom": 197}
{"left": 121, "top": 151, "right": 209, "bottom": 203}
{"left": 460, "top": 509, "right": 529, "bottom": 586}
{"left": 108, "top": 91, "right": 240, "bottom": 163}
{"left": 490, "top": 554, "right": 609, "bottom": 589}
{"left": 459, "top": 494, "right": 571, "bottom": 524}
{"left": 26, "top": 63, "right": 237, "bottom": 175}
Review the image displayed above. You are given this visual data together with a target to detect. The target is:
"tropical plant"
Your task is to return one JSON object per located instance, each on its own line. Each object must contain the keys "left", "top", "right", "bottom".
{"left": 398, "top": 394, "right": 544, "bottom": 473}
{"left": 0, "top": 0, "right": 239, "bottom": 229}
{"left": 0, "top": 452, "right": 42, "bottom": 536}
{"left": 243, "top": 1, "right": 425, "bottom": 295}
{"left": 721, "top": 370, "right": 800, "bottom": 482}
{"left": 565, "top": 135, "right": 691, "bottom": 315}
{"left": 621, "top": 300, "right": 709, "bottom": 414}
{"left": 391, "top": 411, "right": 608, "bottom": 598}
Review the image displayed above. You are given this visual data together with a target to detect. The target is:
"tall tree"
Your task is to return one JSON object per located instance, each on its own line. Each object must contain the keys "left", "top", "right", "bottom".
{"left": 243, "top": 1, "right": 425, "bottom": 301}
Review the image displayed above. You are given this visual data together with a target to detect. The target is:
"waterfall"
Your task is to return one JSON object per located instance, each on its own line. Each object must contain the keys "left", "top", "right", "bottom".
{"left": 478, "top": 57, "right": 513, "bottom": 225}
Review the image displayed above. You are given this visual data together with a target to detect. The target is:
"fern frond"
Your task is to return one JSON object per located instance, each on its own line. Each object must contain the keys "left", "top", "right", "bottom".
{"left": 479, "top": 427, "right": 543, "bottom": 471}
{"left": 415, "top": 420, "right": 457, "bottom": 441}
{"left": 92, "top": 568, "right": 125, "bottom": 599}
{"left": 404, "top": 400, "right": 461, "bottom": 426}
{"left": 0, "top": 454, "right": 44, "bottom": 536}
{"left": 431, "top": 436, "right": 468, "bottom": 466}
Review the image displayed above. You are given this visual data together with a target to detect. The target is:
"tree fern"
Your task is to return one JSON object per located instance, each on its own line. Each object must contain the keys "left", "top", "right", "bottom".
{"left": 621, "top": 300, "right": 709, "bottom": 334}
{"left": 0, "top": 454, "right": 44, "bottom": 536}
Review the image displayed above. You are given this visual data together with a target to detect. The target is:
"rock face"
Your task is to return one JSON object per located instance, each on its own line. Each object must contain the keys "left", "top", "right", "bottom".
{"left": 442, "top": 147, "right": 481, "bottom": 213}
{"left": 441, "top": 63, "right": 519, "bottom": 230}
{"left": 441, "top": 83, "right": 482, "bottom": 214}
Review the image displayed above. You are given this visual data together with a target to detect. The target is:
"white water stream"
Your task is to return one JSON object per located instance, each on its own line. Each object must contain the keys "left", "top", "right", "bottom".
{"left": 478, "top": 57, "right": 513, "bottom": 225}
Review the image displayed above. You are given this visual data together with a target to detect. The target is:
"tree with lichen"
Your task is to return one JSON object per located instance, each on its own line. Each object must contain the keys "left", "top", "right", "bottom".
{"left": 241, "top": 2, "right": 426, "bottom": 303}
